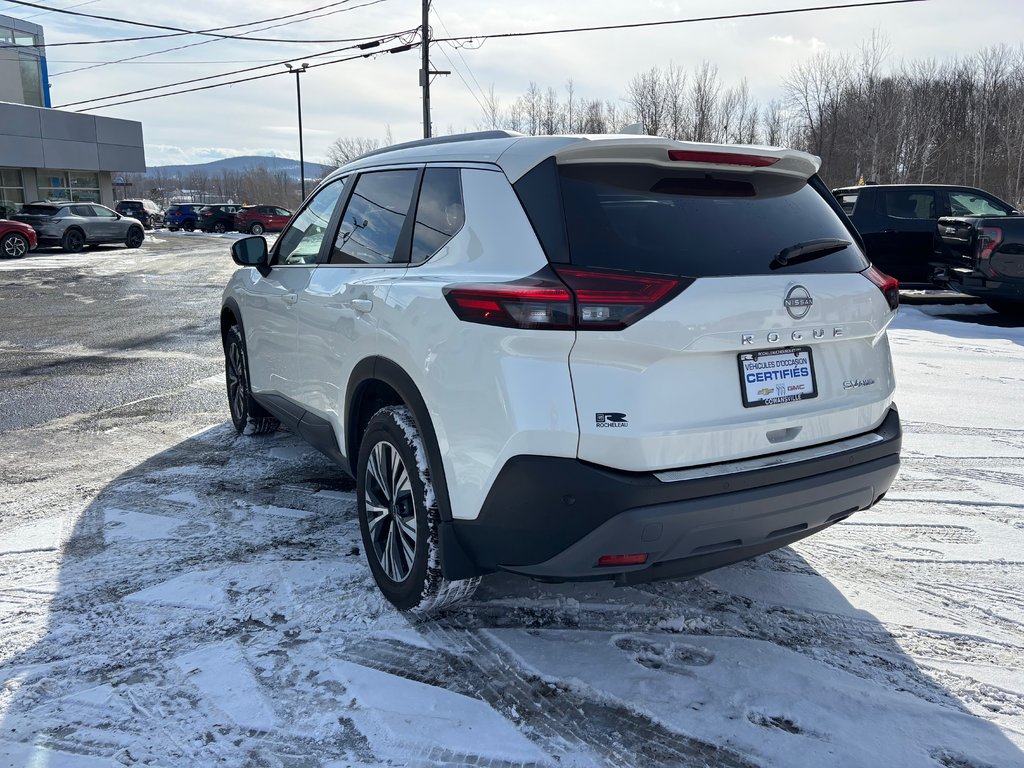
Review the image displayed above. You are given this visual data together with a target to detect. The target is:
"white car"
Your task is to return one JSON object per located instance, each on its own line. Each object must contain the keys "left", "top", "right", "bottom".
{"left": 221, "top": 131, "right": 902, "bottom": 613}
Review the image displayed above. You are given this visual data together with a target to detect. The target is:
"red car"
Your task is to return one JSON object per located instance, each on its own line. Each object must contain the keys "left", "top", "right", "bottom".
{"left": 1, "top": 218, "right": 37, "bottom": 259}
{"left": 234, "top": 205, "right": 292, "bottom": 235}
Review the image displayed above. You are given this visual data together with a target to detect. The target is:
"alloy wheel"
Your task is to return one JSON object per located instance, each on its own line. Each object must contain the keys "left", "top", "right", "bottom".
{"left": 2, "top": 234, "right": 27, "bottom": 258}
{"left": 226, "top": 340, "right": 247, "bottom": 422}
{"left": 364, "top": 440, "right": 417, "bottom": 582}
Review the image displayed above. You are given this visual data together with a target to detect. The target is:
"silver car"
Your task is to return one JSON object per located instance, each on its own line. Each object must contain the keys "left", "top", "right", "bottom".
{"left": 12, "top": 202, "right": 145, "bottom": 252}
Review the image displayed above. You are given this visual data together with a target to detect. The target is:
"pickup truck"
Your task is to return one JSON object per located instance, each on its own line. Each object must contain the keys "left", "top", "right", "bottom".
{"left": 832, "top": 183, "right": 1020, "bottom": 287}
{"left": 932, "top": 216, "right": 1024, "bottom": 315}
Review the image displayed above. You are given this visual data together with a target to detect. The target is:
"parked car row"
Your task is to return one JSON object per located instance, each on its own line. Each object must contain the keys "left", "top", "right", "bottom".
{"left": 162, "top": 203, "right": 292, "bottom": 234}
{"left": 834, "top": 183, "right": 1024, "bottom": 315}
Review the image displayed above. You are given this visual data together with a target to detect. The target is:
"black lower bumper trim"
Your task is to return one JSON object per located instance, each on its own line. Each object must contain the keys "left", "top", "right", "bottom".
{"left": 447, "top": 406, "right": 901, "bottom": 581}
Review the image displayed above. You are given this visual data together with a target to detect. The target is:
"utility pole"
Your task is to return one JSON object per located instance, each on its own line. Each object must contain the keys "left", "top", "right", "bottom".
{"left": 420, "top": 0, "right": 431, "bottom": 138}
{"left": 418, "top": 1, "right": 449, "bottom": 140}
{"left": 286, "top": 62, "right": 309, "bottom": 199}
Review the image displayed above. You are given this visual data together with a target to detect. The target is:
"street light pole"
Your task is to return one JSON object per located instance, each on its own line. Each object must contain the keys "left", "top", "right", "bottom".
{"left": 286, "top": 63, "right": 309, "bottom": 200}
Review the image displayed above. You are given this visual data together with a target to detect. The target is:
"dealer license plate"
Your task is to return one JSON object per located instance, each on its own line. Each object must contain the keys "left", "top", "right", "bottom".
{"left": 738, "top": 346, "right": 817, "bottom": 408}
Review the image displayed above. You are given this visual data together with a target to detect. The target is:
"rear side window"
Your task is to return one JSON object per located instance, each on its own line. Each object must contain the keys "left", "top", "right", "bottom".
{"left": 410, "top": 168, "right": 464, "bottom": 264}
{"left": 835, "top": 192, "right": 859, "bottom": 214}
{"left": 71, "top": 205, "right": 93, "bottom": 216}
{"left": 882, "top": 190, "right": 936, "bottom": 220}
{"left": 332, "top": 169, "right": 418, "bottom": 265}
{"left": 554, "top": 164, "right": 868, "bottom": 278}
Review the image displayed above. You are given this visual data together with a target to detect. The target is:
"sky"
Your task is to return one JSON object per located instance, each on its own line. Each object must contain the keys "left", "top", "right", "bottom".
{"left": 3, "top": 0, "right": 1024, "bottom": 167}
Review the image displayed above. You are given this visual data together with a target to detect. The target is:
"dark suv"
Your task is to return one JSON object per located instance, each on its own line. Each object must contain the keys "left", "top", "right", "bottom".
{"left": 199, "top": 204, "right": 240, "bottom": 233}
{"left": 165, "top": 204, "right": 203, "bottom": 232}
{"left": 832, "top": 183, "right": 1018, "bottom": 286}
{"left": 114, "top": 199, "right": 164, "bottom": 229}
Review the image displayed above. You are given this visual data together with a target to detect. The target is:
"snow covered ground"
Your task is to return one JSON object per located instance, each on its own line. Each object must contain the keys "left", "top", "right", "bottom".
{"left": 2, "top": 290, "right": 1023, "bottom": 766}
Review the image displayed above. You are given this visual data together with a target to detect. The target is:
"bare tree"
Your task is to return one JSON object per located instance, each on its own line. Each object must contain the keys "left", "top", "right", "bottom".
{"left": 325, "top": 136, "right": 383, "bottom": 169}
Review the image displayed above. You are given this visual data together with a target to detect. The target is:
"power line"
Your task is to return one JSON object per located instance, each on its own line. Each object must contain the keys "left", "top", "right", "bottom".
{"left": 432, "top": 0, "right": 932, "bottom": 46}
{"left": 431, "top": 3, "right": 488, "bottom": 110}
{"left": 0, "top": 0, "right": 401, "bottom": 46}
{"left": 55, "top": 30, "right": 416, "bottom": 108}
{"left": 48, "top": 0, "right": 395, "bottom": 77}
{"left": 4, "top": 0, "right": 101, "bottom": 20}
{"left": 72, "top": 42, "right": 419, "bottom": 112}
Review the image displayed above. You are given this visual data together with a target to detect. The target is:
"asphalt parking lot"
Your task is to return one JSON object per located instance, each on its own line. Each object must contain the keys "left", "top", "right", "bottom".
{"left": 1, "top": 233, "right": 1023, "bottom": 767}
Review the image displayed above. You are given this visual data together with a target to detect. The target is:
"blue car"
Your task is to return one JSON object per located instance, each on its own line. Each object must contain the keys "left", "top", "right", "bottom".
{"left": 164, "top": 204, "right": 203, "bottom": 231}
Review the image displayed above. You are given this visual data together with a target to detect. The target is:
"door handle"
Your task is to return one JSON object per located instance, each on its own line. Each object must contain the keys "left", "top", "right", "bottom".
{"left": 282, "top": 293, "right": 298, "bottom": 305}
{"left": 351, "top": 298, "right": 373, "bottom": 312}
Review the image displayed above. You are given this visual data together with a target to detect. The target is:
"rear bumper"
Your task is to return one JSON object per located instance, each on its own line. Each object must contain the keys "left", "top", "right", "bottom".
{"left": 932, "top": 265, "right": 1024, "bottom": 302}
{"left": 443, "top": 406, "right": 901, "bottom": 583}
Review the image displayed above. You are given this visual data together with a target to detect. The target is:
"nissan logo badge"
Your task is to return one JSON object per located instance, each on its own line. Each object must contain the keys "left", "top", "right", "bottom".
{"left": 784, "top": 285, "right": 813, "bottom": 319}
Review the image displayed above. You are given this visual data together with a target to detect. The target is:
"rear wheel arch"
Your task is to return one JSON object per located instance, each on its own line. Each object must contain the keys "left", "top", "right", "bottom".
{"left": 345, "top": 357, "right": 453, "bottom": 523}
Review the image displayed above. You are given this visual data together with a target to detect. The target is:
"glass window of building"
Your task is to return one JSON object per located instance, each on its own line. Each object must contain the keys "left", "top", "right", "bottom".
{"left": 0, "top": 168, "right": 25, "bottom": 218}
{"left": 38, "top": 171, "right": 101, "bottom": 203}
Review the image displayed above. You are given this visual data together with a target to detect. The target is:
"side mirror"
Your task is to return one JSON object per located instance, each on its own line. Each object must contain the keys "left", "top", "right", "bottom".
{"left": 231, "top": 235, "right": 270, "bottom": 275}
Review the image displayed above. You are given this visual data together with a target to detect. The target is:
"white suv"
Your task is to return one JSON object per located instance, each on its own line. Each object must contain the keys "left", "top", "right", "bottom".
{"left": 221, "top": 131, "right": 902, "bottom": 613}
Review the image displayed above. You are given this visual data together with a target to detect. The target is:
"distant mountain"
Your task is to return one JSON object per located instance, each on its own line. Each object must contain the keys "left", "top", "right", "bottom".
{"left": 146, "top": 155, "right": 331, "bottom": 180}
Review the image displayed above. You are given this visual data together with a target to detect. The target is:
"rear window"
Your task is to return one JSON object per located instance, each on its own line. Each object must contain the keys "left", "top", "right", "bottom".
{"left": 543, "top": 163, "right": 868, "bottom": 278}
{"left": 20, "top": 204, "right": 59, "bottom": 215}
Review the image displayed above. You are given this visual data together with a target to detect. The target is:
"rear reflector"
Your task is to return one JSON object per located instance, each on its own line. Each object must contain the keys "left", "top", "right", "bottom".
{"left": 668, "top": 149, "right": 779, "bottom": 167}
{"left": 863, "top": 265, "right": 899, "bottom": 311}
{"left": 444, "top": 267, "right": 690, "bottom": 331}
{"left": 597, "top": 553, "right": 648, "bottom": 567}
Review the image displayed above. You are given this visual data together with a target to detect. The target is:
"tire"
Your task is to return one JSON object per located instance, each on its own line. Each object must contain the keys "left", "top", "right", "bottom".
{"left": 125, "top": 226, "right": 144, "bottom": 249}
{"left": 224, "top": 325, "right": 279, "bottom": 435}
{"left": 356, "top": 405, "right": 481, "bottom": 614}
{"left": 182, "top": 220, "right": 195, "bottom": 232}
{"left": 250, "top": 222, "right": 265, "bottom": 235}
{"left": 986, "top": 300, "right": 1024, "bottom": 318}
{"left": 1, "top": 232, "right": 29, "bottom": 259}
{"left": 62, "top": 229, "right": 85, "bottom": 253}
{"left": 213, "top": 222, "right": 227, "bottom": 234}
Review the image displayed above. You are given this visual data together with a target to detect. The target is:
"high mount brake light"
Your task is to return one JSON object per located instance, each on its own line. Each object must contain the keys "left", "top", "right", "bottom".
{"left": 667, "top": 149, "right": 779, "bottom": 167}
{"left": 864, "top": 265, "right": 899, "bottom": 311}
{"left": 444, "top": 268, "right": 690, "bottom": 331}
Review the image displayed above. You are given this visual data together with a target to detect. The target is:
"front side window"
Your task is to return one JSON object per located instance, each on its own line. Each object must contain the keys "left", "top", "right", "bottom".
{"left": 91, "top": 205, "right": 117, "bottom": 218}
{"left": 410, "top": 168, "right": 465, "bottom": 264}
{"left": 275, "top": 178, "right": 346, "bottom": 266}
{"left": 332, "top": 170, "right": 418, "bottom": 265}
{"left": 948, "top": 191, "right": 1012, "bottom": 217}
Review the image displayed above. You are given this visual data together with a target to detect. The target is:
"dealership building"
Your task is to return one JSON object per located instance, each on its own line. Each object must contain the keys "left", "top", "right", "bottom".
{"left": 1, "top": 14, "right": 146, "bottom": 217}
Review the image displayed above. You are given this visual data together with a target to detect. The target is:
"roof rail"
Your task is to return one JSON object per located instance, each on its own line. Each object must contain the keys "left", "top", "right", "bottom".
{"left": 353, "top": 130, "right": 524, "bottom": 162}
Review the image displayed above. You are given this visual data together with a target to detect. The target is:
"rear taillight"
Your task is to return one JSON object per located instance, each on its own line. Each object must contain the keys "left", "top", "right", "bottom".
{"left": 977, "top": 226, "right": 1003, "bottom": 277}
{"left": 667, "top": 149, "right": 779, "bottom": 167}
{"left": 443, "top": 267, "right": 689, "bottom": 331}
{"left": 864, "top": 265, "right": 899, "bottom": 311}
{"left": 443, "top": 277, "right": 573, "bottom": 330}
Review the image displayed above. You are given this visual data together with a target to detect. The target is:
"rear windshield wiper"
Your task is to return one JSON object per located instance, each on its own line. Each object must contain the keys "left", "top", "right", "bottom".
{"left": 770, "top": 238, "right": 851, "bottom": 269}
